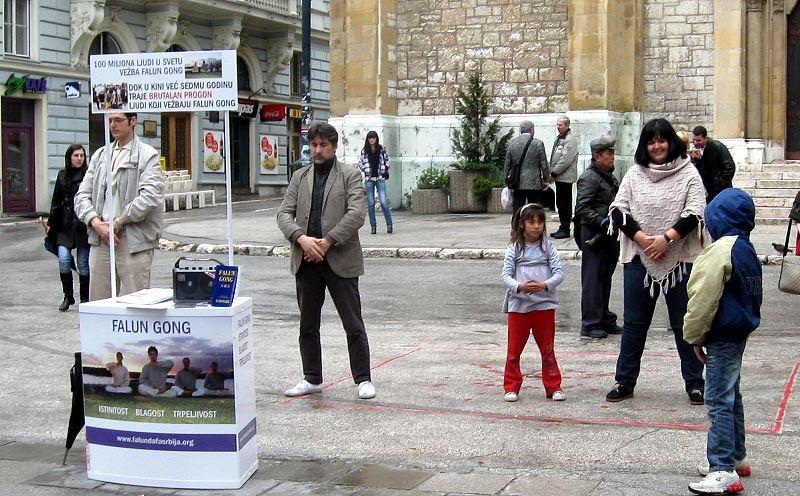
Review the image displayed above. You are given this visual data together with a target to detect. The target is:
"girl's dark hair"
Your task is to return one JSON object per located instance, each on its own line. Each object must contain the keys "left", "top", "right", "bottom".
{"left": 510, "top": 203, "right": 547, "bottom": 248}
{"left": 362, "top": 130, "right": 381, "bottom": 153}
{"left": 64, "top": 144, "right": 87, "bottom": 170}
{"left": 633, "top": 118, "right": 687, "bottom": 166}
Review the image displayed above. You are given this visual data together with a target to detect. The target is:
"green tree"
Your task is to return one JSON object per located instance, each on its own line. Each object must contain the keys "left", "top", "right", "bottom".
{"left": 450, "top": 72, "right": 513, "bottom": 174}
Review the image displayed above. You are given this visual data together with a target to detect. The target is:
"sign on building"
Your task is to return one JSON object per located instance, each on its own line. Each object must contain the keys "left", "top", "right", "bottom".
{"left": 89, "top": 51, "right": 238, "bottom": 113}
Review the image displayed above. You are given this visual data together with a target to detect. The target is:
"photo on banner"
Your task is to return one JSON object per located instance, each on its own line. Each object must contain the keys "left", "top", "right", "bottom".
{"left": 202, "top": 130, "right": 225, "bottom": 173}
{"left": 259, "top": 135, "right": 279, "bottom": 174}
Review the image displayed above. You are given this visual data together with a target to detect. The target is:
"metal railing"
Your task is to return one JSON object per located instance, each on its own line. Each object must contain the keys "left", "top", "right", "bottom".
{"left": 242, "top": 0, "right": 294, "bottom": 15}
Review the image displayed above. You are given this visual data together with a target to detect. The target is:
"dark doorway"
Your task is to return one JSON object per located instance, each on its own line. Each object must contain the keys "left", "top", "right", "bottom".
{"left": 1, "top": 99, "right": 36, "bottom": 213}
{"left": 788, "top": 5, "right": 800, "bottom": 158}
{"left": 161, "top": 113, "right": 191, "bottom": 172}
{"left": 231, "top": 116, "right": 250, "bottom": 189}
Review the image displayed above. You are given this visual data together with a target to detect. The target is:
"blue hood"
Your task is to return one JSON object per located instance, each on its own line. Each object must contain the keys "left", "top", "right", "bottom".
{"left": 705, "top": 188, "right": 755, "bottom": 241}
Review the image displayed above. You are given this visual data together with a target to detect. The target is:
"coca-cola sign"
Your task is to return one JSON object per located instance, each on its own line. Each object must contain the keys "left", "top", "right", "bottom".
{"left": 260, "top": 104, "right": 286, "bottom": 122}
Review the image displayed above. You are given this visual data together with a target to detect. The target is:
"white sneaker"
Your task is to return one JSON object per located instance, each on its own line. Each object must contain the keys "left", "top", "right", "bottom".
{"left": 357, "top": 381, "right": 376, "bottom": 399}
{"left": 551, "top": 390, "right": 566, "bottom": 401}
{"left": 697, "top": 458, "right": 751, "bottom": 477}
{"left": 688, "top": 470, "right": 744, "bottom": 495}
{"left": 284, "top": 379, "right": 323, "bottom": 397}
{"left": 504, "top": 391, "right": 519, "bottom": 402}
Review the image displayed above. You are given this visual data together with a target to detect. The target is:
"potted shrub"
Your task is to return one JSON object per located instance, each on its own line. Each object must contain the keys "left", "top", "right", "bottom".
{"left": 412, "top": 166, "right": 450, "bottom": 215}
{"left": 449, "top": 72, "right": 512, "bottom": 212}
{"left": 471, "top": 176, "right": 510, "bottom": 214}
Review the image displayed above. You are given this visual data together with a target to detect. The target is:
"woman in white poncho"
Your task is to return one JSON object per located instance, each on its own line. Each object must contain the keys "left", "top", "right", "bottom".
{"left": 604, "top": 118, "right": 707, "bottom": 405}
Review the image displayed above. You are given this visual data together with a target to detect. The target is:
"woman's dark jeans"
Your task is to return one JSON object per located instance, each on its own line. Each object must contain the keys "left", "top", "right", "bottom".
{"left": 615, "top": 257, "right": 705, "bottom": 393}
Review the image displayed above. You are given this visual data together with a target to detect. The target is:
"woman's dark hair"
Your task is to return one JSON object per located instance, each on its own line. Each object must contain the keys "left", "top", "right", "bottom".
{"left": 634, "top": 118, "right": 687, "bottom": 166}
{"left": 510, "top": 203, "right": 547, "bottom": 248}
{"left": 64, "top": 144, "right": 87, "bottom": 170}
{"left": 362, "top": 130, "right": 381, "bottom": 153}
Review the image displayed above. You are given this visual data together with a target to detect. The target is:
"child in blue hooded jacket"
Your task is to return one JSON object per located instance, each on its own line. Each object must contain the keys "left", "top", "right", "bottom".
{"left": 683, "top": 188, "right": 762, "bottom": 496}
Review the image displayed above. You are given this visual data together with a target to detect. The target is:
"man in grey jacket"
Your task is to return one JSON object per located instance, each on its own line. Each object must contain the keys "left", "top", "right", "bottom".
{"left": 504, "top": 121, "right": 550, "bottom": 214}
{"left": 74, "top": 112, "right": 164, "bottom": 300}
{"left": 277, "top": 122, "right": 375, "bottom": 400}
{"left": 573, "top": 136, "right": 621, "bottom": 339}
{"left": 550, "top": 115, "right": 579, "bottom": 239}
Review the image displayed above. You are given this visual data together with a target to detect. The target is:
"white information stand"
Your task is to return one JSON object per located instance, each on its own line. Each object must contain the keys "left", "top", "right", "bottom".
{"left": 78, "top": 296, "right": 256, "bottom": 489}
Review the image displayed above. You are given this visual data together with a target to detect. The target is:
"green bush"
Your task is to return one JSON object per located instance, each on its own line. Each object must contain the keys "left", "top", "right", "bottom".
{"left": 471, "top": 176, "right": 504, "bottom": 202}
{"left": 416, "top": 167, "right": 450, "bottom": 194}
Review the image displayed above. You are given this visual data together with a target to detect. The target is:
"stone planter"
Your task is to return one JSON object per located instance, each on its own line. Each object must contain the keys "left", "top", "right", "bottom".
{"left": 448, "top": 170, "right": 487, "bottom": 212}
{"left": 411, "top": 189, "right": 448, "bottom": 214}
{"left": 487, "top": 187, "right": 512, "bottom": 214}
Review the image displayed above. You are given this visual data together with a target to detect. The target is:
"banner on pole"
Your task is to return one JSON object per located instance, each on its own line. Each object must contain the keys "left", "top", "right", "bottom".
{"left": 202, "top": 130, "right": 225, "bottom": 173}
{"left": 259, "top": 135, "right": 279, "bottom": 174}
{"left": 89, "top": 50, "right": 238, "bottom": 113}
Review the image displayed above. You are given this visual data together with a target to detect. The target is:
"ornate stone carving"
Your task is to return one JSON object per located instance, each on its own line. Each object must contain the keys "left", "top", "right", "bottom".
{"left": 146, "top": 6, "right": 179, "bottom": 52}
{"left": 212, "top": 18, "right": 243, "bottom": 50}
{"left": 178, "top": 20, "right": 190, "bottom": 37}
{"left": 70, "top": 0, "right": 106, "bottom": 53}
{"left": 264, "top": 30, "right": 296, "bottom": 96}
{"left": 110, "top": 6, "right": 121, "bottom": 23}
{"left": 774, "top": 0, "right": 785, "bottom": 13}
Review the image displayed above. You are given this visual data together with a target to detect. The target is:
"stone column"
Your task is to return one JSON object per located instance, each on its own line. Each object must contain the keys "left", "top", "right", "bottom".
{"left": 714, "top": 0, "right": 746, "bottom": 138}
{"left": 746, "top": 0, "right": 764, "bottom": 139}
{"left": 330, "top": 0, "right": 397, "bottom": 117}
{"left": 567, "top": 0, "right": 642, "bottom": 112}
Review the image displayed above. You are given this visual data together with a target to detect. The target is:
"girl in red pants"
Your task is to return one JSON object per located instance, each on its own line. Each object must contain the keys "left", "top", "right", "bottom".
{"left": 501, "top": 203, "right": 566, "bottom": 402}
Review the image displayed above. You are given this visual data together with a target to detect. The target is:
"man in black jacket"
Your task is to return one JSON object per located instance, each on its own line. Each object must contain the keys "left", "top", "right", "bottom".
{"left": 574, "top": 136, "right": 621, "bottom": 339}
{"left": 691, "top": 126, "right": 735, "bottom": 202}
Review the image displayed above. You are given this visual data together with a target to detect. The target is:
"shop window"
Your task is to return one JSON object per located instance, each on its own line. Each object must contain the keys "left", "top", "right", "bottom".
{"left": 3, "top": 0, "right": 30, "bottom": 57}
{"left": 237, "top": 56, "right": 251, "bottom": 92}
{"left": 290, "top": 52, "right": 302, "bottom": 97}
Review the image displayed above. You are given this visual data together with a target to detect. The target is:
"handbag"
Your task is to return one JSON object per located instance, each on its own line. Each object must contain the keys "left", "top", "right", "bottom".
{"left": 505, "top": 136, "right": 533, "bottom": 189}
{"left": 500, "top": 187, "right": 513, "bottom": 209}
{"left": 778, "top": 218, "right": 800, "bottom": 295}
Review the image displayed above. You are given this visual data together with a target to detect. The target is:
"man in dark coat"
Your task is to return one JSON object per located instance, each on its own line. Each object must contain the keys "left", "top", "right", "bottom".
{"left": 573, "top": 136, "right": 621, "bottom": 339}
{"left": 504, "top": 120, "right": 550, "bottom": 214}
{"left": 691, "top": 126, "right": 735, "bottom": 202}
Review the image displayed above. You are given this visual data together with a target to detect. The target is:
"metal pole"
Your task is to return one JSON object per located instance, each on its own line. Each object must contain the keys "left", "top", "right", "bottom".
{"left": 300, "top": 0, "right": 312, "bottom": 165}
{"left": 103, "top": 117, "right": 117, "bottom": 298}
{"left": 223, "top": 110, "right": 234, "bottom": 266}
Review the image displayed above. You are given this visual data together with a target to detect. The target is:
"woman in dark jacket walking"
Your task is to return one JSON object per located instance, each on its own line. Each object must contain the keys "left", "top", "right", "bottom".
{"left": 47, "top": 144, "right": 90, "bottom": 310}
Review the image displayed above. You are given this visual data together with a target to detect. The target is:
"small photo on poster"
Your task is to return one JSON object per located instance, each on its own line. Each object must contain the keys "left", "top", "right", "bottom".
{"left": 259, "top": 135, "right": 279, "bottom": 174}
{"left": 203, "top": 130, "right": 224, "bottom": 173}
{"left": 184, "top": 53, "right": 223, "bottom": 79}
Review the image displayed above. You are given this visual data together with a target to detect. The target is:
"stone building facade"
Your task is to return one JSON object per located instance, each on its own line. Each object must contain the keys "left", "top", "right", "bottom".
{"left": 330, "top": 0, "right": 795, "bottom": 208}
{"left": 0, "top": 0, "right": 331, "bottom": 215}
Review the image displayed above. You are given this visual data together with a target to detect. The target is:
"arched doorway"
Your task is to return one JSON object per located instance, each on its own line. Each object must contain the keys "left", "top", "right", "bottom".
{"left": 88, "top": 32, "right": 123, "bottom": 154}
{"left": 161, "top": 45, "right": 192, "bottom": 173}
{"left": 788, "top": 5, "right": 800, "bottom": 158}
{"left": 231, "top": 56, "right": 252, "bottom": 189}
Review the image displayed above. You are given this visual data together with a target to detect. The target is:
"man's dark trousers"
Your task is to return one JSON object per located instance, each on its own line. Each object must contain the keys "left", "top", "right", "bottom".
{"left": 512, "top": 189, "right": 545, "bottom": 214}
{"left": 579, "top": 225, "right": 619, "bottom": 333}
{"left": 555, "top": 181, "right": 573, "bottom": 233}
{"left": 295, "top": 260, "right": 371, "bottom": 385}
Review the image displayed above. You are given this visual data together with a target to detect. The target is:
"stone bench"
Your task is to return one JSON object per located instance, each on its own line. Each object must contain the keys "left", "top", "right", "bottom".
{"left": 163, "top": 190, "right": 216, "bottom": 211}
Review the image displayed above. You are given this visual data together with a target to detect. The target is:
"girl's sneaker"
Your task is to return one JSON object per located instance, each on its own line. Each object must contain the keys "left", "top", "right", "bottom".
{"left": 688, "top": 470, "right": 743, "bottom": 495}
{"left": 550, "top": 390, "right": 566, "bottom": 401}
{"left": 504, "top": 391, "right": 519, "bottom": 402}
{"left": 696, "top": 458, "right": 751, "bottom": 477}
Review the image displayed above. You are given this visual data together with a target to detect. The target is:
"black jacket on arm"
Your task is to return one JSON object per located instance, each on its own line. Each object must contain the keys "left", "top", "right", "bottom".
{"left": 693, "top": 138, "right": 735, "bottom": 201}
{"left": 574, "top": 163, "right": 619, "bottom": 229}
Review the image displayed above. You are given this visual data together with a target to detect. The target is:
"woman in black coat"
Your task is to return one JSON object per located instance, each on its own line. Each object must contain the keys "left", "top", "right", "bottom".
{"left": 47, "top": 144, "right": 90, "bottom": 310}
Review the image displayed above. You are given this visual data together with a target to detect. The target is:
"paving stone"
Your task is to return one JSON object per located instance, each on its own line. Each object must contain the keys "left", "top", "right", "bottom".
{"left": 273, "top": 246, "right": 292, "bottom": 257}
{"left": 502, "top": 475, "right": 598, "bottom": 496}
{"left": 261, "top": 480, "right": 359, "bottom": 494}
{"left": 25, "top": 464, "right": 104, "bottom": 490}
{"left": 99, "top": 481, "right": 178, "bottom": 494}
{"left": 254, "top": 459, "right": 352, "bottom": 484}
{"left": 249, "top": 245, "right": 275, "bottom": 256}
{"left": 397, "top": 248, "right": 441, "bottom": 259}
{"left": 416, "top": 472, "right": 514, "bottom": 494}
{"left": 352, "top": 489, "right": 445, "bottom": 496}
{"left": 195, "top": 243, "right": 216, "bottom": 254}
{"left": 363, "top": 248, "right": 399, "bottom": 258}
{"left": 0, "top": 459, "right": 59, "bottom": 484}
{"left": 172, "top": 478, "right": 279, "bottom": 496}
{"left": 481, "top": 249, "right": 505, "bottom": 260}
{"left": 0, "top": 442, "right": 74, "bottom": 464}
{"left": 333, "top": 464, "right": 434, "bottom": 490}
{"left": 438, "top": 249, "right": 483, "bottom": 260}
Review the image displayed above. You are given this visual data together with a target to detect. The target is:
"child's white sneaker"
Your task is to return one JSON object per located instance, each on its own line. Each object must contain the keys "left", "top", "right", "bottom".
{"left": 696, "top": 458, "right": 751, "bottom": 477}
{"left": 357, "top": 381, "right": 376, "bottom": 399}
{"left": 688, "top": 470, "right": 744, "bottom": 495}
{"left": 503, "top": 391, "right": 519, "bottom": 402}
{"left": 550, "top": 390, "right": 565, "bottom": 401}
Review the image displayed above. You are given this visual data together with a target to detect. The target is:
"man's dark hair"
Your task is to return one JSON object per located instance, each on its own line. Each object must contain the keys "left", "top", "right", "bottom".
{"left": 692, "top": 125, "right": 707, "bottom": 137}
{"left": 634, "top": 118, "right": 687, "bottom": 166}
{"left": 124, "top": 112, "right": 137, "bottom": 120}
{"left": 147, "top": 346, "right": 158, "bottom": 355}
{"left": 307, "top": 122, "right": 339, "bottom": 145}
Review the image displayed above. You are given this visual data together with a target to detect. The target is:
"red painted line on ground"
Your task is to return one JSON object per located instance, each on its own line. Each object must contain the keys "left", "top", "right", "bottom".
{"left": 279, "top": 347, "right": 424, "bottom": 405}
{"left": 771, "top": 361, "right": 800, "bottom": 434}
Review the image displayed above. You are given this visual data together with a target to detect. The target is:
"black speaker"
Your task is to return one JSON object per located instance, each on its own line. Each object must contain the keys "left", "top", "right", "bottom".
{"left": 172, "top": 257, "right": 221, "bottom": 304}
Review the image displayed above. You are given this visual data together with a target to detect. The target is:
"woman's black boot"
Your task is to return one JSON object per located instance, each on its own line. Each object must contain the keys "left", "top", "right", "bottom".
{"left": 59, "top": 272, "right": 75, "bottom": 311}
{"left": 79, "top": 274, "right": 90, "bottom": 303}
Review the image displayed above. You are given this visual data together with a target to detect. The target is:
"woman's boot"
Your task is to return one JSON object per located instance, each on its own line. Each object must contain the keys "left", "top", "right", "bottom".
{"left": 59, "top": 272, "right": 75, "bottom": 311}
{"left": 79, "top": 274, "right": 90, "bottom": 303}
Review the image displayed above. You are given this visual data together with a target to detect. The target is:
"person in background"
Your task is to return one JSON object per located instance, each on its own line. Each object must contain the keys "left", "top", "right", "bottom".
{"left": 573, "top": 136, "right": 621, "bottom": 339}
{"left": 47, "top": 144, "right": 91, "bottom": 311}
{"left": 504, "top": 121, "right": 550, "bottom": 214}
{"left": 501, "top": 203, "right": 566, "bottom": 403}
{"left": 690, "top": 126, "right": 736, "bottom": 203}
{"left": 684, "top": 188, "right": 761, "bottom": 495}
{"left": 357, "top": 130, "right": 394, "bottom": 234}
{"left": 605, "top": 118, "right": 707, "bottom": 406}
{"left": 549, "top": 115, "right": 579, "bottom": 239}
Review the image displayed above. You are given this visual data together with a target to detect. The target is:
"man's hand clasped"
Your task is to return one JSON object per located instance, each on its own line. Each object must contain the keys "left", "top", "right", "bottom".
{"left": 90, "top": 217, "right": 120, "bottom": 246}
{"left": 298, "top": 235, "right": 331, "bottom": 263}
